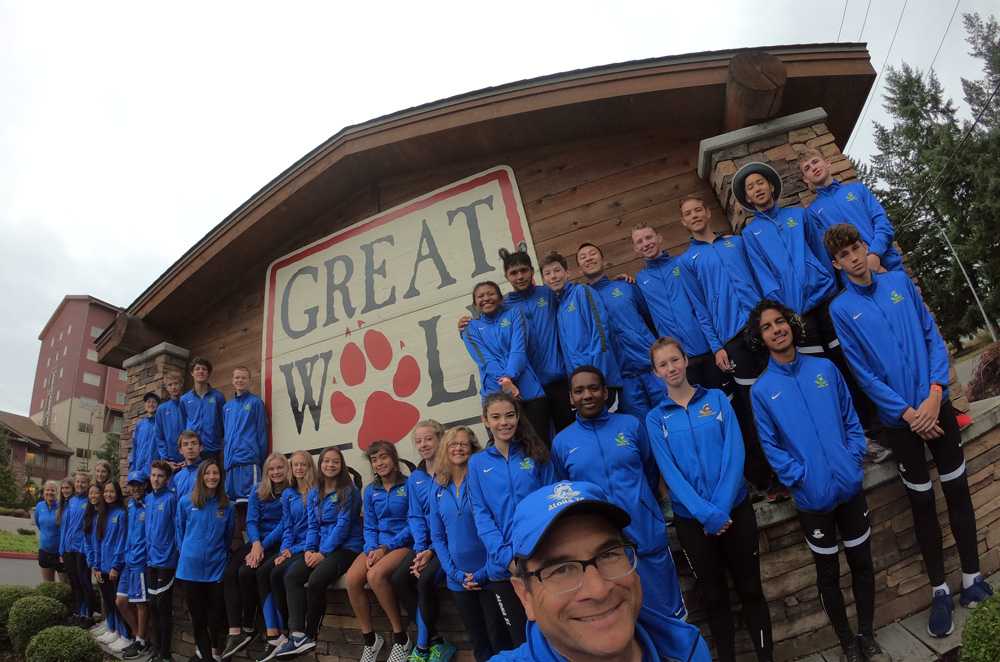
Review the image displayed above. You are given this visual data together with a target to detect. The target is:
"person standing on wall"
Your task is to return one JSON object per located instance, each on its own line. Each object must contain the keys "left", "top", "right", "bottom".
{"left": 145, "top": 461, "right": 179, "bottom": 662}
{"left": 155, "top": 372, "right": 186, "bottom": 469}
{"left": 181, "top": 357, "right": 225, "bottom": 462}
{"left": 222, "top": 366, "right": 269, "bottom": 544}
{"left": 129, "top": 393, "right": 160, "bottom": 484}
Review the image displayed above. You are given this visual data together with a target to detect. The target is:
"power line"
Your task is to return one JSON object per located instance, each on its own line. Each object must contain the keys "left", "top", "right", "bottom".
{"left": 927, "top": 0, "right": 961, "bottom": 76}
{"left": 837, "top": 0, "right": 850, "bottom": 41}
{"left": 857, "top": 0, "right": 872, "bottom": 40}
{"left": 846, "top": 0, "right": 910, "bottom": 154}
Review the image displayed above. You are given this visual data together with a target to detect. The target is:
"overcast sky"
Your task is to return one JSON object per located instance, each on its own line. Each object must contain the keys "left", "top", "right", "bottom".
{"left": 1, "top": 0, "right": 994, "bottom": 416}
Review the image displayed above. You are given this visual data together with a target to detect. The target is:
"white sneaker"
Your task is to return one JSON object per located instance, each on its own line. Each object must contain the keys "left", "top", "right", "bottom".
{"left": 359, "top": 633, "right": 385, "bottom": 662}
{"left": 110, "top": 637, "right": 133, "bottom": 653}
{"left": 386, "top": 636, "right": 413, "bottom": 662}
{"left": 90, "top": 621, "right": 108, "bottom": 636}
{"left": 98, "top": 630, "right": 119, "bottom": 644}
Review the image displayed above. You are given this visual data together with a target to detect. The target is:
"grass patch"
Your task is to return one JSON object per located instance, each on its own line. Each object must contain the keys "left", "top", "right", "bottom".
{"left": 0, "top": 530, "right": 37, "bottom": 554}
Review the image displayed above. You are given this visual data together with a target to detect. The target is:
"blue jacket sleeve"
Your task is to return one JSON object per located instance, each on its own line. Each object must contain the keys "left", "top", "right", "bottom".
{"left": 305, "top": 490, "right": 320, "bottom": 551}
{"left": 634, "top": 417, "right": 662, "bottom": 498}
{"left": 707, "top": 396, "right": 747, "bottom": 523}
{"left": 742, "top": 231, "right": 782, "bottom": 303}
{"left": 751, "top": 389, "right": 807, "bottom": 489}
{"left": 154, "top": 409, "right": 168, "bottom": 462}
{"left": 427, "top": 490, "right": 463, "bottom": 587}
{"left": 321, "top": 490, "right": 359, "bottom": 555}
{"left": 549, "top": 439, "right": 569, "bottom": 482}
{"left": 681, "top": 261, "right": 723, "bottom": 353}
{"left": 644, "top": 412, "right": 729, "bottom": 534}
{"left": 501, "top": 310, "right": 530, "bottom": 382}
{"left": 58, "top": 511, "right": 66, "bottom": 557}
{"left": 582, "top": 286, "right": 613, "bottom": 358}
{"left": 84, "top": 530, "right": 97, "bottom": 568}
{"left": 246, "top": 491, "right": 262, "bottom": 544}
{"left": 111, "top": 519, "right": 127, "bottom": 571}
{"left": 632, "top": 284, "right": 657, "bottom": 335}
{"left": 407, "top": 480, "right": 430, "bottom": 553}
{"left": 174, "top": 500, "right": 187, "bottom": 555}
{"left": 535, "top": 459, "right": 557, "bottom": 488}
{"left": 803, "top": 208, "right": 830, "bottom": 274}
{"left": 386, "top": 513, "right": 413, "bottom": 552}
{"left": 280, "top": 494, "right": 295, "bottom": 554}
{"left": 467, "top": 464, "right": 511, "bottom": 579}
{"left": 835, "top": 367, "right": 868, "bottom": 464}
{"left": 862, "top": 186, "right": 895, "bottom": 258}
{"left": 462, "top": 325, "right": 503, "bottom": 389}
{"left": 907, "top": 277, "right": 950, "bottom": 387}
{"left": 362, "top": 488, "right": 379, "bottom": 553}
{"left": 261, "top": 501, "right": 284, "bottom": 551}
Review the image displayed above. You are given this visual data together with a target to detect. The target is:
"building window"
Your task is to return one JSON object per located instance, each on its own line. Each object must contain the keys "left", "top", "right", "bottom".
{"left": 59, "top": 367, "right": 63, "bottom": 379}
{"left": 119, "top": 369, "right": 127, "bottom": 382}
{"left": 55, "top": 390, "right": 61, "bottom": 401}
{"left": 110, "top": 416, "right": 123, "bottom": 434}
{"left": 75, "top": 448, "right": 91, "bottom": 459}
{"left": 67, "top": 324, "right": 72, "bottom": 335}
{"left": 82, "top": 372, "right": 101, "bottom": 386}
{"left": 78, "top": 422, "right": 93, "bottom": 433}
{"left": 115, "top": 392, "right": 126, "bottom": 405}
{"left": 58, "top": 332, "right": 63, "bottom": 341}
{"left": 87, "top": 349, "right": 98, "bottom": 361}
{"left": 26, "top": 452, "right": 39, "bottom": 467}
{"left": 90, "top": 326, "right": 103, "bottom": 338}
{"left": 80, "top": 397, "right": 99, "bottom": 410}
{"left": 62, "top": 347, "right": 67, "bottom": 356}
{"left": 49, "top": 338, "right": 54, "bottom": 347}
{"left": 47, "top": 455, "right": 63, "bottom": 470}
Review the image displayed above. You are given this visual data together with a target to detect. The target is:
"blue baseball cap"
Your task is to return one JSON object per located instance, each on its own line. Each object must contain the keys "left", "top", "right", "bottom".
{"left": 512, "top": 481, "right": 631, "bottom": 560}
{"left": 126, "top": 471, "right": 146, "bottom": 485}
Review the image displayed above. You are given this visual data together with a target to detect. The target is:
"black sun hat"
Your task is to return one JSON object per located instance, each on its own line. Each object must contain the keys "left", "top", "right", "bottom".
{"left": 731, "top": 161, "right": 783, "bottom": 211}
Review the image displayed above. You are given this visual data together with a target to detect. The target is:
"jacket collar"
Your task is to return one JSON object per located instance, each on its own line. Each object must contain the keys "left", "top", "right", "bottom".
{"left": 575, "top": 408, "right": 611, "bottom": 426}
{"left": 519, "top": 619, "right": 660, "bottom": 662}
{"left": 752, "top": 204, "right": 781, "bottom": 222}
{"left": 843, "top": 273, "right": 879, "bottom": 296}
{"left": 767, "top": 351, "right": 804, "bottom": 377}
{"left": 662, "top": 385, "right": 708, "bottom": 411}
{"left": 505, "top": 285, "right": 539, "bottom": 302}
{"left": 645, "top": 251, "right": 673, "bottom": 268}
{"left": 815, "top": 179, "right": 841, "bottom": 196}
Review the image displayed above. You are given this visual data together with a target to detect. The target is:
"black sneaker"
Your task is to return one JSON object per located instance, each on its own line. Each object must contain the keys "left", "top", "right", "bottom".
{"left": 122, "top": 640, "right": 149, "bottom": 660}
{"left": 256, "top": 636, "right": 287, "bottom": 662}
{"left": 222, "top": 631, "right": 256, "bottom": 659}
{"left": 839, "top": 637, "right": 863, "bottom": 662}
{"left": 857, "top": 634, "right": 891, "bottom": 662}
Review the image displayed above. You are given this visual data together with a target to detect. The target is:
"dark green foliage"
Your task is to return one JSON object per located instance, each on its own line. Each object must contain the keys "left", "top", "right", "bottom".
{"left": 17, "top": 527, "right": 34, "bottom": 536}
{"left": 95, "top": 432, "right": 120, "bottom": 467}
{"left": 968, "top": 342, "right": 1000, "bottom": 401}
{"left": 0, "top": 585, "right": 35, "bottom": 637}
{"left": 25, "top": 625, "right": 103, "bottom": 662}
{"left": 7, "top": 595, "right": 67, "bottom": 655}
{"left": 0, "top": 430, "right": 20, "bottom": 507}
{"left": 34, "top": 582, "right": 73, "bottom": 610}
{"left": 961, "top": 593, "right": 1000, "bottom": 662}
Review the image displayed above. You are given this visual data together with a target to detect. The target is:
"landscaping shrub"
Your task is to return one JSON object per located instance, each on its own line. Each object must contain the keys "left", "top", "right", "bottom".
{"left": 962, "top": 593, "right": 1000, "bottom": 662}
{"left": 25, "top": 625, "right": 103, "bottom": 662}
{"left": 967, "top": 341, "right": 1000, "bottom": 402}
{"left": 0, "top": 507, "right": 30, "bottom": 518}
{"left": 0, "top": 584, "right": 34, "bottom": 637}
{"left": 34, "top": 582, "right": 72, "bottom": 610}
{"left": 17, "top": 527, "right": 34, "bottom": 535}
{"left": 7, "top": 595, "right": 67, "bottom": 655}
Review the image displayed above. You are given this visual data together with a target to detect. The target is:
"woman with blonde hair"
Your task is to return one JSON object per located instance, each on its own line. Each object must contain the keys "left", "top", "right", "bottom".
{"left": 221, "top": 452, "right": 290, "bottom": 659}
{"left": 93, "top": 459, "right": 113, "bottom": 487}
{"left": 35, "top": 480, "right": 63, "bottom": 582}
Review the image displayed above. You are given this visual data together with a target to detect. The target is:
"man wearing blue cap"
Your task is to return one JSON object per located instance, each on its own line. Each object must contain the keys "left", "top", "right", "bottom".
{"left": 494, "top": 480, "right": 709, "bottom": 662}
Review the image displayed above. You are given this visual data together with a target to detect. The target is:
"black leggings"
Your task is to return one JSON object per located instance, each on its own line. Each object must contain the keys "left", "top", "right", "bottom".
{"left": 520, "top": 396, "right": 552, "bottom": 447}
{"left": 798, "top": 491, "right": 875, "bottom": 643}
{"left": 390, "top": 550, "right": 442, "bottom": 645}
{"left": 675, "top": 498, "right": 772, "bottom": 662}
{"left": 181, "top": 579, "right": 226, "bottom": 659}
{"left": 452, "top": 589, "right": 510, "bottom": 662}
{"left": 147, "top": 567, "right": 175, "bottom": 659}
{"left": 284, "top": 549, "right": 359, "bottom": 637}
{"left": 97, "top": 573, "right": 124, "bottom": 637}
{"left": 269, "top": 552, "right": 305, "bottom": 626}
{"left": 543, "top": 379, "right": 575, "bottom": 434}
{"left": 64, "top": 551, "right": 97, "bottom": 617}
{"left": 224, "top": 543, "right": 278, "bottom": 631}
{"left": 883, "top": 401, "right": 979, "bottom": 586}
{"left": 723, "top": 331, "right": 772, "bottom": 490}
{"left": 483, "top": 581, "right": 527, "bottom": 649}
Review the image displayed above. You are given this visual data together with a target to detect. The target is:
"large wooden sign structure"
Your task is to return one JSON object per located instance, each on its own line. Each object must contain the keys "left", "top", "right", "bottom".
{"left": 262, "top": 166, "right": 534, "bottom": 465}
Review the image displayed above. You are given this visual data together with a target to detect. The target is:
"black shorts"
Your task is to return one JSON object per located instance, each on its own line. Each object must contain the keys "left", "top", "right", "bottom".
{"left": 797, "top": 491, "right": 871, "bottom": 557}
{"left": 38, "top": 549, "right": 63, "bottom": 571}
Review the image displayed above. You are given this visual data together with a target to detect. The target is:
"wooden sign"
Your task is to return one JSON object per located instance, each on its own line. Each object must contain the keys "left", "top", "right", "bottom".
{"left": 262, "top": 166, "right": 535, "bottom": 466}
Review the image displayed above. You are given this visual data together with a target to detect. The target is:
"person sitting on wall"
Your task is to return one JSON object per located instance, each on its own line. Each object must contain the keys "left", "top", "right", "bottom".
{"left": 824, "top": 223, "right": 993, "bottom": 637}
{"left": 748, "top": 299, "right": 889, "bottom": 662}
{"left": 181, "top": 357, "right": 226, "bottom": 461}
{"left": 492, "top": 480, "right": 710, "bottom": 662}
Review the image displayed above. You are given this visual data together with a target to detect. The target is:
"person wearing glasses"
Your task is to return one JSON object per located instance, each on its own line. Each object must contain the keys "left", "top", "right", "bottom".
{"left": 495, "top": 480, "right": 710, "bottom": 662}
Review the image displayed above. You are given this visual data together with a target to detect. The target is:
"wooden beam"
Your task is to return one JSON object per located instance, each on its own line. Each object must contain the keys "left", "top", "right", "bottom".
{"left": 724, "top": 51, "right": 787, "bottom": 131}
{"left": 97, "top": 313, "right": 169, "bottom": 368}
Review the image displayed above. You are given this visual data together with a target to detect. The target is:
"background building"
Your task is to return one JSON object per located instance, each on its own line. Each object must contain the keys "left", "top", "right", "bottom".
{"left": 30, "top": 295, "right": 126, "bottom": 473}
{"left": 0, "top": 409, "right": 72, "bottom": 492}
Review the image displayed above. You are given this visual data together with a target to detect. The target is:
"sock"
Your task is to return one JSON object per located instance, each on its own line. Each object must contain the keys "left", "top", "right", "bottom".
{"left": 363, "top": 632, "right": 376, "bottom": 647}
{"left": 136, "top": 638, "right": 146, "bottom": 645}
{"left": 291, "top": 631, "right": 305, "bottom": 639}
{"left": 268, "top": 635, "right": 284, "bottom": 645}
{"left": 243, "top": 627, "right": 254, "bottom": 635}
{"left": 393, "top": 631, "right": 408, "bottom": 645}
{"left": 932, "top": 582, "right": 950, "bottom": 596}
{"left": 430, "top": 636, "right": 443, "bottom": 646}
{"left": 962, "top": 572, "right": 981, "bottom": 589}
{"left": 417, "top": 647, "right": 430, "bottom": 654}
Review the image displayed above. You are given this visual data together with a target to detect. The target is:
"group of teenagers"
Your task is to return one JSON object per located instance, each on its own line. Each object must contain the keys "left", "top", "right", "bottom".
{"left": 31, "top": 147, "right": 994, "bottom": 662}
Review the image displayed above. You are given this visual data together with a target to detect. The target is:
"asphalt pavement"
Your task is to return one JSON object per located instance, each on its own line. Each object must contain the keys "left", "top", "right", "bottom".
{"left": 0, "top": 556, "right": 42, "bottom": 586}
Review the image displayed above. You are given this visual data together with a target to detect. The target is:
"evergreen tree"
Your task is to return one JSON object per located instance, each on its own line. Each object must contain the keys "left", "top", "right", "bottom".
{"left": 0, "top": 429, "right": 21, "bottom": 507}
{"left": 95, "top": 432, "right": 120, "bottom": 467}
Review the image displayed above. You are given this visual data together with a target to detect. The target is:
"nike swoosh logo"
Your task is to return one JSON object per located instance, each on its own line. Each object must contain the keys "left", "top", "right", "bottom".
{"left": 483, "top": 467, "right": 493, "bottom": 473}
{"left": 863, "top": 510, "right": 869, "bottom": 518}
{"left": 568, "top": 447, "right": 579, "bottom": 454}
{"left": 691, "top": 253, "right": 700, "bottom": 260}
{"left": 771, "top": 392, "right": 781, "bottom": 400}
{"left": 752, "top": 230, "right": 762, "bottom": 235}
{"left": 853, "top": 312, "right": 863, "bottom": 320}
{"left": 641, "top": 280, "right": 651, "bottom": 285}
{"left": 416, "top": 480, "right": 425, "bottom": 485}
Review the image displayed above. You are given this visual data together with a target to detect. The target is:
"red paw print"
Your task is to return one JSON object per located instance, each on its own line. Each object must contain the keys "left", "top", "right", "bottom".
{"left": 329, "top": 329, "right": 422, "bottom": 451}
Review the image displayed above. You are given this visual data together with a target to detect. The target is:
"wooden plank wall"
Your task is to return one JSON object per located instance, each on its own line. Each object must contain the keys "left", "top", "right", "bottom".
{"left": 170, "top": 127, "right": 729, "bottom": 396}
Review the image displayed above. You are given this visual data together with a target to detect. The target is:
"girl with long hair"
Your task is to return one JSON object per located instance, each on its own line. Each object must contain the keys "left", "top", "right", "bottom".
{"left": 263, "top": 450, "right": 315, "bottom": 656}
{"left": 93, "top": 460, "right": 112, "bottom": 487}
{"left": 176, "top": 458, "right": 234, "bottom": 661}
{"left": 60, "top": 471, "right": 96, "bottom": 625}
{"left": 462, "top": 282, "right": 551, "bottom": 443}
{"left": 92, "top": 481, "right": 131, "bottom": 654}
{"left": 428, "top": 427, "right": 501, "bottom": 661}
{"left": 35, "top": 480, "right": 63, "bottom": 582}
{"left": 277, "top": 447, "right": 364, "bottom": 658}
{"left": 346, "top": 441, "right": 414, "bottom": 662}
{"left": 221, "top": 452, "right": 289, "bottom": 660}
{"left": 467, "top": 392, "right": 555, "bottom": 648}
{"left": 646, "top": 337, "right": 773, "bottom": 662}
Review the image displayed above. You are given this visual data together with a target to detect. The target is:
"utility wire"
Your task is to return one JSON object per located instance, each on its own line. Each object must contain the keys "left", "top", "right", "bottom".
{"left": 857, "top": 0, "right": 872, "bottom": 40}
{"left": 846, "top": 0, "right": 910, "bottom": 154}
{"left": 837, "top": 0, "right": 850, "bottom": 41}
{"left": 928, "top": 0, "right": 961, "bottom": 76}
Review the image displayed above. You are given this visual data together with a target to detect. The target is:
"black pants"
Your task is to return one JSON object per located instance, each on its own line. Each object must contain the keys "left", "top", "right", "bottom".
{"left": 98, "top": 572, "right": 125, "bottom": 638}
{"left": 284, "top": 549, "right": 359, "bottom": 637}
{"left": 674, "top": 499, "right": 772, "bottom": 662}
{"left": 64, "top": 551, "right": 97, "bottom": 617}
{"left": 147, "top": 567, "right": 175, "bottom": 659}
{"left": 269, "top": 552, "right": 305, "bottom": 626}
{"left": 453, "top": 589, "right": 509, "bottom": 662}
{"left": 483, "top": 581, "right": 527, "bottom": 649}
{"left": 543, "top": 379, "right": 575, "bottom": 434}
{"left": 520, "top": 396, "right": 552, "bottom": 447}
{"left": 723, "top": 331, "right": 772, "bottom": 490}
{"left": 798, "top": 491, "right": 875, "bottom": 643}
{"left": 390, "top": 550, "right": 443, "bottom": 645}
{"left": 224, "top": 543, "right": 279, "bottom": 631}
{"left": 883, "top": 401, "right": 979, "bottom": 585}
{"left": 182, "top": 579, "right": 226, "bottom": 659}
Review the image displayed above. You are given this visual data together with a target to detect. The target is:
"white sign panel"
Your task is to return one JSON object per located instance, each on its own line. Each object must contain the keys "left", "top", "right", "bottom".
{"left": 262, "top": 166, "right": 536, "bottom": 467}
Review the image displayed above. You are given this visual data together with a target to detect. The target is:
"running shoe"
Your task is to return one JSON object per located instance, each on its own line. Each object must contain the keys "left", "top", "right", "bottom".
{"left": 256, "top": 636, "right": 287, "bottom": 662}
{"left": 960, "top": 576, "right": 994, "bottom": 608}
{"left": 98, "top": 630, "right": 120, "bottom": 644}
{"left": 857, "top": 634, "right": 891, "bottom": 662}
{"left": 110, "top": 636, "right": 134, "bottom": 654}
{"left": 122, "top": 639, "right": 150, "bottom": 660}
{"left": 222, "top": 631, "right": 256, "bottom": 659}
{"left": 274, "top": 633, "right": 316, "bottom": 658}
{"left": 407, "top": 648, "right": 429, "bottom": 662}
{"left": 429, "top": 640, "right": 457, "bottom": 662}
{"left": 927, "top": 588, "right": 954, "bottom": 637}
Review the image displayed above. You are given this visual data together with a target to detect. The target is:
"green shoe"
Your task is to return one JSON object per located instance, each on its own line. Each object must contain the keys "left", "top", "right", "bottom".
{"left": 407, "top": 648, "right": 430, "bottom": 662}
{"left": 429, "top": 641, "right": 457, "bottom": 662}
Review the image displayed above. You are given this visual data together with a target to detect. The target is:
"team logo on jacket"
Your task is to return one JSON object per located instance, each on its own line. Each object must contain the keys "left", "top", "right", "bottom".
{"left": 671, "top": 266, "right": 681, "bottom": 277}
{"left": 157, "top": 503, "right": 164, "bottom": 511}
{"left": 547, "top": 482, "right": 583, "bottom": 510}
{"left": 243, "top": 403, "right": 252, "bottom": 411}
{"left": 112, "top": 514, "right": 120, "bottom": 524}
{"left": 815, "top": 374, "right": 829, "bottom": 389}
{"left": 723, "top": 239, "right": 735, "bottom": 248}
{"left": 845, "top": 192, "right": 858, "bottom": 202}
{"left": 611, "top": 288, "right": 624, "bottom": 298}
{"left": 216, "top": 509, "right": 226, "bottom": 518}
{"left": 566, "top": 302, "right": 577, "bottom": 313}
{"left": 500, "top": 318, "right": 511, "bottom": 328}
{"left": 890, "top": 290, "right": 904, "bottom": 304}
{"left": 519, "top": 458, "right": 535, "bottom": 471}
{"left": 328, "top": 493, "right": 339, "bottom": 503}
{"left": 698, "top": 403, "right": 714, "bottom": 417}
{"left": 536, "top": 297, "right": 547, "bottom": 307}
{"left": 138, "top": 512, "right": 145, "bottom": 522}
{"left": 786, "top": 218, "right": 799, "bottom": 228}
{"left": 207, "top": 396, "right": 216, "bottom": 404}
{"left": 615, "top": 432, "right": 630, "bottom": 447}
{"left": 396, "top": 486, "right": 407, "bottom": 497}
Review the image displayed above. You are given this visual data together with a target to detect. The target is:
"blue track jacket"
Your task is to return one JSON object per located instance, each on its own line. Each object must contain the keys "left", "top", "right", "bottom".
{"left": 145, "top": 487, "right": 178, "bottom": 569}
{"left": 279, "top": 488, "right": 310, "bottom": 555}
{"left": 59, "top": 494, "right": 88, "bottom": 555}
{"left": 637, "top": 253, "right": 711, "bottom": 357}
{"left": 504, "top": 285, "right": 564, "bottom": 386}
{"left": 551, "top": 410, "right": 666, "bottom": 552}
{"left": 222, "top": 391, "right": 268, "bottom": 469}
{"left": 806, "top": 180, "right": 902, "bottom": 273}
{"left": 829, "top": 271, "right": 950, "bottom": 428}
{"left": 84, "top": 523, "right": 98, "bottom": 569}
{"left": 467, "top": 442, "right": 556, "bottom": 580}
{"left": 181, "top": 387, "right": 225, "bottom": 453}
{"left": 406, "top": 466, "right": 436, "bottom": 553}
{"left": 96, "top": 505, "right": 127, "bottom": 573}
{"left": 751, "top": 354, "right": 866, "bottom": 512}
{"left": 680, "top": 236, "right": 762, "bottom": 352}
{"left": 305, "top": 486, "right": 363, "bottom": 554}
{"left": 742, "top": 205, "right": 836, "bottom": 315}
{"left": 170, "top": 461, "right": 201, "bottom": 497}
{"left": 463, "top": 306, "right": 545, "bottom": 401}
{"left": 34, "top": 500, "right": 59, "bottom": 554}
{"left": 645, "top": 388, "right": 748, "bottom": 534}
{"left": 363, "top": 479, "right": 413, "bottom": 553}
{"left": 130, "top": 416, "right": 157, "bottom": 482}
{"left": 125, "top": 500, "right": 146, "bottom": 568}
{"left": 591, "top": 277, "right": 657, "bottom": 375}
{"left": 246, "top": 487, "right": 285, "bottom": 551}
{"left": 428, "top": 478, "right": 489, "bottom": 591}
{"left": 554, "top": 281, "right": 622, "bottom": 387}
{"left": 175, "top": 494, "right": 234, "bottom": 582}
{"left": 154, "top": 398, "right": 185, "bottom": 463}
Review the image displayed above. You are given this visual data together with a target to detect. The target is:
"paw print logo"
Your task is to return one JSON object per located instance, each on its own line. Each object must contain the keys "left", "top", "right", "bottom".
{"left": 329, "top": 329, "right": 422, "bottom": 451}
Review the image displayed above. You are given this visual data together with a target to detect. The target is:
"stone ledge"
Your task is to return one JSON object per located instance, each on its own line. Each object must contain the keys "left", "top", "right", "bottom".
{"left": 122, "top": 341, "right": 191, "bottom": 369}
